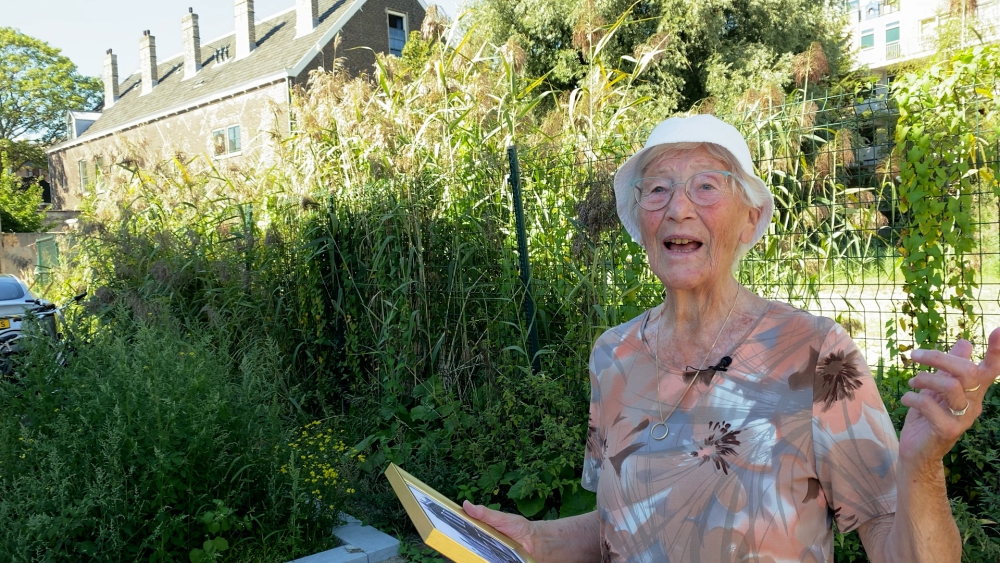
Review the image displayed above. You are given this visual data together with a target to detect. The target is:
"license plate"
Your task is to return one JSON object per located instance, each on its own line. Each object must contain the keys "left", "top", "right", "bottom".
{"left": 0, "top": 319, "right": 9, "bottom": 330}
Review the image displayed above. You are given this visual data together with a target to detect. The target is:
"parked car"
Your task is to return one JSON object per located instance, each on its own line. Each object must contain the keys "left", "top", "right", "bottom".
{"left": 0, "top": 275, "right": 52, "bottom": 347}
{"left": 0, "top": 275, "right": 85, "bottom": 376}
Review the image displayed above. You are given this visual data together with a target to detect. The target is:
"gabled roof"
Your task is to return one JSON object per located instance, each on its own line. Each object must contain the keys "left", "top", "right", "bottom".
{"left": 51, "top": 0, "right": 363, "bottom": 150}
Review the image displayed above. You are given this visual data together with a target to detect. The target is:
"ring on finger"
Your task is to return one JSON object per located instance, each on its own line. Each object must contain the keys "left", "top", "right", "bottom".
{"left": 950, "top": 400, "right": 971, "bottom": 416}
{"left": 965, "top": 383, "right": 982, "bottom": 393}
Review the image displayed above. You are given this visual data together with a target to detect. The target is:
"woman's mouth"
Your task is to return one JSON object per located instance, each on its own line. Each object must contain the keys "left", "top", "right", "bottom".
{"left": 664, "top": 238, "right": 703, "bottom": 252}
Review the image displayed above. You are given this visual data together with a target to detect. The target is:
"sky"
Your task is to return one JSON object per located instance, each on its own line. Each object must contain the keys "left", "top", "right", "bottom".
{"left": 0, "top": 0, "right": 464, "bottom": 79}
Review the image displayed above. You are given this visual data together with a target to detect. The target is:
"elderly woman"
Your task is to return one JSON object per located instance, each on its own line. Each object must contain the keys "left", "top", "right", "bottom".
{"left": 465, "top": 115, "right": 1000, "bottom": 562}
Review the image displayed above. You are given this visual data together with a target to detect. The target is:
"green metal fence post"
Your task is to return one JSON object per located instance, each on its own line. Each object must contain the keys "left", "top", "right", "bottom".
{"left": 508, "top": 145, "right": 541, "bottom": 374}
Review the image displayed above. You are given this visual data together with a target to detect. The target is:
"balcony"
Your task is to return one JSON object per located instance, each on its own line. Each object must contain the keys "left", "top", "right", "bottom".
{"left": 886, "top": 42, "right": 902, "bottom": 59}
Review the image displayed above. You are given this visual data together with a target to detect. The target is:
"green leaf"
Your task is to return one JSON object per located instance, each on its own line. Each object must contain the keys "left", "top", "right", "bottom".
{"left": 515, "top": 494, "right": 546, "bottom": 518}
{"left": 558, "top": 486, "right": 596, "bottom": 518}
{"left": 212, "top": 537, "right": 229, "bottom": 552}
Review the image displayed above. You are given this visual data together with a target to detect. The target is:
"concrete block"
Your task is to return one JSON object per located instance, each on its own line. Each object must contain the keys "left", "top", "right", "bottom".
{"left": 288, "top": 544, "right": 367, "bottom": 563}
{"left": 338, "top": 513, "right": 363, "bottom": 526}
{"left": 333, "top": 523, "right": 400, "bottom": 563}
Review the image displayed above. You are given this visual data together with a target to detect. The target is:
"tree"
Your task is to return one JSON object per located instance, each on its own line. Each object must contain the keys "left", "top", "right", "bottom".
{"left": 0, "top": 27, "right": 102, "bottom": 172}
{"left": 470, "top": 0, "right": 848, "bottom": 112}
{"left": 0, "top": 153, "right": 45, "bottom": 232}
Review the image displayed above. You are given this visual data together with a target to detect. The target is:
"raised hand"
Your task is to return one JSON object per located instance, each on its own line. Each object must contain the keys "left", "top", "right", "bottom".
{"left": 900, "top": 327, "right": 1000, "bottom": 468}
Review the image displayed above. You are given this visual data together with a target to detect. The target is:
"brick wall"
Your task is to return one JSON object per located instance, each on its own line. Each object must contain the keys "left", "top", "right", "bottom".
{"left": 297, "top": 0, "right": 427, "bottom": 79}
{"left": 48, "top": 80, "right": 290, "bottom": 211}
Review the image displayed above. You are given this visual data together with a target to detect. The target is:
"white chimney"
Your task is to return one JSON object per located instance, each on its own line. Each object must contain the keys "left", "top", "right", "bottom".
{"left": 235, "top": 0, "right": 256, "bottom": 59}
{"left": 182, "top": 8, "right": 202, "bottom": 80}
{"left": 296, "top": 0, "right": 319, "bottom": 37}
{"left": 103, "top": 49, "right": 119, "bottom": 108}
{"left": 139, "top": 30, "right": 158, "bottom": 95}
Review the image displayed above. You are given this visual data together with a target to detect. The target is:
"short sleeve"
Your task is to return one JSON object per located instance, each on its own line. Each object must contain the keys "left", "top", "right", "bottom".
{"left": 812, "top": 323, "right": 899, "bottom": 532}
{"left": 582, "top": 346, "right": 603, "bottom": 492}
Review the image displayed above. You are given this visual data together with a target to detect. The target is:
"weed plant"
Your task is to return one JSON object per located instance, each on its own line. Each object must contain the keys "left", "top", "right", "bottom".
{"left": 0, "top": 313, "right": 350, "bottom": 561}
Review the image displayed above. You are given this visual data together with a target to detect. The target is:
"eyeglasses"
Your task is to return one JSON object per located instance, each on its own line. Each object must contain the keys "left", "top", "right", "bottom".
{"left": 632, "top": 170, "right": 736, "bottom": 211}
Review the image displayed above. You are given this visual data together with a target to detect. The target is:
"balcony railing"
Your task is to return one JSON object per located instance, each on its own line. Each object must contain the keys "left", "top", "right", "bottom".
{"left": 886, "top": 42, "right": 902, "bottom": 59}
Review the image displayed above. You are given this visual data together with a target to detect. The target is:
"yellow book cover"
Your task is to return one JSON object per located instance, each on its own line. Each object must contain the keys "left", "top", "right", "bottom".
{"left": 384, "top": 463, "right": 537, "bottom": 563}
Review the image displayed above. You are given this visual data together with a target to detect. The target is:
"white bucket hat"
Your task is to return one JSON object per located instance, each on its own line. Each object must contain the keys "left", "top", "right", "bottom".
{"left": 614, "top": 114, "right": 774, "bottom": 247}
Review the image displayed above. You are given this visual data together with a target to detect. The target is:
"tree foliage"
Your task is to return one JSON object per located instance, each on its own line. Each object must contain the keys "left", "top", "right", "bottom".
{"left": 0, "top": 27, "right": 102, "bottom": 171}
{"left": 470, "top": 0, "right": 848, "bottom": 112}
{"left": 0, "top": 154, "right": 44, "bottom": 232}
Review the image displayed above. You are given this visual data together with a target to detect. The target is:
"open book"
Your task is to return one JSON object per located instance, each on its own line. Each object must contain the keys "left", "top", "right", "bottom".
{"left": 385, "top": 463, "right": 538, "bottom": 563}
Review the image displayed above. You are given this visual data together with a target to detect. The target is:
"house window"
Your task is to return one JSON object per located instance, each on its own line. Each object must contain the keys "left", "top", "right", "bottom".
{"left": 886, "top": 23, "right": 900, "bottom": 43}
{"left": 95, "top": 156, "right": 104, "bottom": 178}
{"left": 920, "top": 17, "right": 937, "bottom": 46}
{"left": 78, "top": 159, "right": 89, "bottom": 188}
{"left": 213, "top": 129, "right": 226, "bottom": 156}
{"left": 885, "top": 22, "right": 901, "bottom": 58}
{"left": 212, "top": 125, "right": 242, "bottom": 157}
{"left": 861, "top": 29, "right": 875, "bottom": 49}
{"left": 228, "top": 125, "right": 241, "bottom": 153}
{"left": 388, "top": 12, "right": 407, "bottom": 57}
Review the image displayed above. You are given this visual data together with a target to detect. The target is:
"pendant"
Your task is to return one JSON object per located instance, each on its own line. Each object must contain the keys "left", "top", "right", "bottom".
{"left": 651, "top": 421, "right": 669, "bottom": 440}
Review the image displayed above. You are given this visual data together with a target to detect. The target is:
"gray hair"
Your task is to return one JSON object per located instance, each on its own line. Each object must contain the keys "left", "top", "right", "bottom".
{"left": 631, "top": 142, "right": 770, "bottom": 269}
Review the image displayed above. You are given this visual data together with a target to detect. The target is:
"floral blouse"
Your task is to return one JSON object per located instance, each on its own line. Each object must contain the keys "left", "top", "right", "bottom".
{"left": 582, "top": 301, "right": 898, "bottom": 563}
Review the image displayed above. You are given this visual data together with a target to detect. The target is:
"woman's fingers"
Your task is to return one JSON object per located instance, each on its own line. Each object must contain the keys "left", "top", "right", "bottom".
{"left": 908, "top": 371, "right": 971, "bottom": 414}
{"left": 910, "top": 340, "right": 975, "bottom": 387}
{"left": 981, "top": 327, "right": 1000, "bottom": 376}
{"left": 909, "top": 336, "right": 1000, "bottom": 399}
{"left": 462, "top": 500, "right": 535, "bottom": 553}
{"left": 901, "top": 390, "right": 969, "bottom": 441}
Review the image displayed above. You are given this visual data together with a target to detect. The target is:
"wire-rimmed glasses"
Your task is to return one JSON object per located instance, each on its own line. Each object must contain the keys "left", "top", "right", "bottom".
{"left": 632, "top": 170, "right": 736, "bottom": 211}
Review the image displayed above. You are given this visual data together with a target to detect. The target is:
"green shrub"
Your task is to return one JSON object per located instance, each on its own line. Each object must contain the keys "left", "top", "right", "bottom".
{"left": 0, "top": 313, "right": 347, "bottom": 561}
{"left": 0, "top": 157, "right": 45, "bottom": 232}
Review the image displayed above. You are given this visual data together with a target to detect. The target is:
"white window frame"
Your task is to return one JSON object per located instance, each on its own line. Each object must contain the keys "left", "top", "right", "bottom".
{"left": 78, "top": 159, "right": 89, "bottom": 190}
{"left": 227, "top": 125, "right": 241, "bottom": 154}
{"left": 211, "top": 124, "right": 243, "bottom": 159}
{"left": 861, "top": 28, "right": 875, "bottom": 50}
{"left": 387, "top": 10, "right": 408, "bottom": 57}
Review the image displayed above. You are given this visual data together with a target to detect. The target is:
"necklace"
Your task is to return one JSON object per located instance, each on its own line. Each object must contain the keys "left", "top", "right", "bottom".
{"left": 649, "top": 286, "right": 740, "bottom": 441}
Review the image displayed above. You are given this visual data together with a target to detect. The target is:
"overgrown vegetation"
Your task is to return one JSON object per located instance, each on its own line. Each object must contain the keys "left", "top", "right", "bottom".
{"left": 5, "top": 5, "right": 1000, "bottom": 562}
{"left": 0, "top": 157, "right": 45, "bottom": 232}
{"left": 0, "top": 315, "right": 358, "bottom": 561}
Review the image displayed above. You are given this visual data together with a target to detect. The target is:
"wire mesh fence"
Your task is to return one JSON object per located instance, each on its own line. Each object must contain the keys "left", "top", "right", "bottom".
{"left": 509, "top": 88, "right": 1000, "bottom": 380}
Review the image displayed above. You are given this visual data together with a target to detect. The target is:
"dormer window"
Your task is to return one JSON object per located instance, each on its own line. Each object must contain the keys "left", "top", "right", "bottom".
{"left": 387, "top": 12, "right": 407, "bottom": 57}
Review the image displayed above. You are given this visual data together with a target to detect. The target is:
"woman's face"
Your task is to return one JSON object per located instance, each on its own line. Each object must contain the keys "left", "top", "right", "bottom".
{"left": 638, "top": 147, "right": 761, "bottom": 292}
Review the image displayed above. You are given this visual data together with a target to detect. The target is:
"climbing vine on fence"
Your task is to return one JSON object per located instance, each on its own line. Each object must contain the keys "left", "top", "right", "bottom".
{"left": 890, "top": 45, "right": 1000, "bottom": 355}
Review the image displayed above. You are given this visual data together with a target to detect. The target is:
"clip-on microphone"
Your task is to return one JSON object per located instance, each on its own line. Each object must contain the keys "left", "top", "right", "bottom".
{"left": 708, "top": 356, "right": 732, "bottom": 372}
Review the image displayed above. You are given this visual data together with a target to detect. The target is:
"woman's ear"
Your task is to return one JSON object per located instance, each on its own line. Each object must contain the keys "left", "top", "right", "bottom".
{"left": 740, "top": 206, "right": 762, "bottom": 245}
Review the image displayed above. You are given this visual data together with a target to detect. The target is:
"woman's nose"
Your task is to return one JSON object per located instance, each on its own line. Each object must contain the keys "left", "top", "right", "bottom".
{"left": 662, "top": 184, "right": 697, "bottom": 220}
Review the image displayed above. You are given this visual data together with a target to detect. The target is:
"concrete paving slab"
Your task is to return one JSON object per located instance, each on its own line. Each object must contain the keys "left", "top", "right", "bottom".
{"left": 287, "top": 544, "right": 367, "bottom": 563}
{"left": 333, "top": 523, "right": 400, "bottom": 563}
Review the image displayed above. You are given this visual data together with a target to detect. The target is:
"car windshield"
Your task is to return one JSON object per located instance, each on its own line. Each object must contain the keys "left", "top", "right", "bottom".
{"left": 0, "top": 278, "right": 25, "bottom": 301}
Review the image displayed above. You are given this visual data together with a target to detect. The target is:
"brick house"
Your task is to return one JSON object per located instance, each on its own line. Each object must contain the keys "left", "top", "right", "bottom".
{"left": 46, "top": 0, "right": 427, "bottom": 210}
